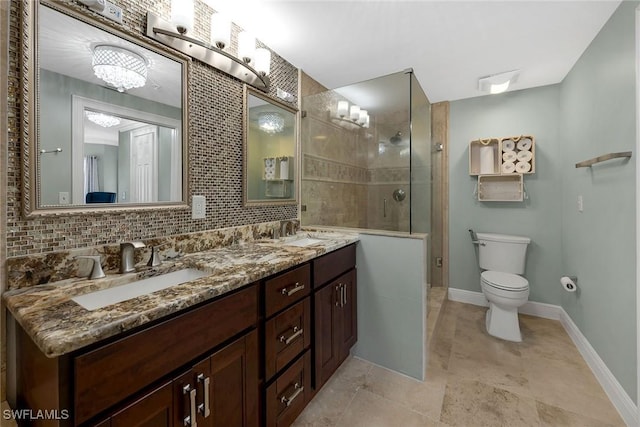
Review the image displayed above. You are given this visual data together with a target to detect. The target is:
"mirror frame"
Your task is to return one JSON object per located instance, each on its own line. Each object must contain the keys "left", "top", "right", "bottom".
{"left": 243, "top": 85, "right": 299, "bottom": 207}
{"left": 21, "top": 0, "right": 191, "bottom": 217}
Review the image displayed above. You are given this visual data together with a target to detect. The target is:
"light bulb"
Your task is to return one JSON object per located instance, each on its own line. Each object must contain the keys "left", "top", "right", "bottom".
{"left": 254, "top": 48, "right": 271, "bottom": 76}
{"left": 238, "top": 31, "right": 256, "bottom": 64}
{"left": 210, "top": 13, "right": 231, "bottom": 49}
{"left": 337, "top": 101, "right": 349, "bottom": 118}
{"left": 171, "top": 0, "right": 194, "bottom": 34}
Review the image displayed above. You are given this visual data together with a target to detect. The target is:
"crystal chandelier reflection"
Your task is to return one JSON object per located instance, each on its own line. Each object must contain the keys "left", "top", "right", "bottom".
{"left": 92, "top": 45, "right": 147, "bottom": 92}
{"left": 85, "top": 111, "right": 121, "bottom": 128}
{"left": 258, "top": 112, "right": 285, "bottom": 134}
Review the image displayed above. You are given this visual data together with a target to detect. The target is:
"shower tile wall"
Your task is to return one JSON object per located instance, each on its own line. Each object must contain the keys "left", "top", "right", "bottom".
{"left": 300, "top": 73, "right": 411, "bottom": 232}
{"left": 367, "top": 111, "right": 411, "bottom": 232}
{"left": 300, "top": 74, "right": 368, "bottom": 228}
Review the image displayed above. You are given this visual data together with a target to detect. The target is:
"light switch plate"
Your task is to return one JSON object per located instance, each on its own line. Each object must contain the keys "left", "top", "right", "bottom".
{"left": 192, "top": 195, "right": 206, "bottom": 219}
{"left": 59, "top": 192, "right": 70, "bottom": 205}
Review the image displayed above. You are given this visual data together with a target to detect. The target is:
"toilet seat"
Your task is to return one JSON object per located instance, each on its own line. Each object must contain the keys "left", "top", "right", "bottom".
{"left": 481, "top": 270, "right": 529, "bottom": 291}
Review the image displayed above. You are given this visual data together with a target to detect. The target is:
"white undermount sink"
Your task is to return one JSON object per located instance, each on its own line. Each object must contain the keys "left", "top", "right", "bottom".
{"left": 72, "top": 268, "right": 208, "bottom": 311}
{"left": 283, "top": 237, "right": 325, "bottom": 247}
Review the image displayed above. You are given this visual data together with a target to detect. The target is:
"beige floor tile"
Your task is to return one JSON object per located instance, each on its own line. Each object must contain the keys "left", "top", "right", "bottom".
{"left": 536, "top": 401, "right": 625, "bottom": 427}
{"left": 519, "top": 315, "right": 584, "bottom": 364}
{"left": 292, "top": 356, "right": 372, "bottom": 427}
{"left": 440, "top": 377, "right": 540, "bottom": 427}
{"left": 524, "top": 356, "right": 624, "bottom": 425}
{"left": 335, "top": 389, "right": 441, "bottom": 427}
{"left": 362, "top": 364, "right": 447, "bottom": 420}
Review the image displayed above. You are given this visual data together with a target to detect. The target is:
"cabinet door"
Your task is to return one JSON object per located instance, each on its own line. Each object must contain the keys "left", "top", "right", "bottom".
{"left": 314, "top": 280, "right": 340, "bottom": 388}
{"left": 338, "top": 269, "right": 357, "bottom": 362}
{"left": 110, "top": 381, "right": 173, "bottom": 427}
{"left": 209, "top": 329, "right": 259, "bottom": 427}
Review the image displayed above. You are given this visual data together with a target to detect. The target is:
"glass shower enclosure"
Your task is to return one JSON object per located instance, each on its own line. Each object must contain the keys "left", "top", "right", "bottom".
{"left": 300, "top": 70, "right": 431, "bottom": 234}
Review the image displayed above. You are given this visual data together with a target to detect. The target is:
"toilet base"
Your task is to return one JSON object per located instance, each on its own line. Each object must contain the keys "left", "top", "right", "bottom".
{"left": 485, "top": 304, "right": 522, "bottom": 342}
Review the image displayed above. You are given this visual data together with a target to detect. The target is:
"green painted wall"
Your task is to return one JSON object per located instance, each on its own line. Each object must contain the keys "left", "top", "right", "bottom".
{"left": 449, "top": 1, "right": 637, "bottom": 403}
{"left": 449, "top": 85, "right": 564, "bottom": 305}
{"left": 559, "top": 1, "right": 637, "bottom": 403}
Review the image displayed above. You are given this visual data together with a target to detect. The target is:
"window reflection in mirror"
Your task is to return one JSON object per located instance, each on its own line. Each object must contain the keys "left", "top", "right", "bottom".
{"left": 34, "top": 2, "right": 187, "bottom": 210}
{"left": 244, "top": 87, "right": 298, "bottom": 206}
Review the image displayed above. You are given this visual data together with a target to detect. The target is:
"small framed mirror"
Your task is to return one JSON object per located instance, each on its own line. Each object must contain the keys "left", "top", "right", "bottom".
{"left": 243, "top": 86, "right": 298, "bottom": 206}
{"left": 22, "top": 0, "right": 189, "bottom": 215}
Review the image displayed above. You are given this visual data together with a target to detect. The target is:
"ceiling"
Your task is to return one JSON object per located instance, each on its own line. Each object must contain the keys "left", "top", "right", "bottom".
{"left": 208, "top": 0, "right": 621, "bottom": 103}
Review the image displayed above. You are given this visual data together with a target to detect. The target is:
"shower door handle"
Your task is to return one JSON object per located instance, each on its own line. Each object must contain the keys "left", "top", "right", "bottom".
{"left": 383, "top": 198, "right": 387, "bottom": 218}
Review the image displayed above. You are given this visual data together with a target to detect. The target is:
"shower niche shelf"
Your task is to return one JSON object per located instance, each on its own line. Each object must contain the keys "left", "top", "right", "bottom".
{"left": 470, "top": 135, "right": 535, "bottom": 202}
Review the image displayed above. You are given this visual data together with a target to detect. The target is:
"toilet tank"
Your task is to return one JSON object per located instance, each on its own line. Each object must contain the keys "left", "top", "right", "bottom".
{"left": 476, "top": 232, "right": 531, "bottom": 274}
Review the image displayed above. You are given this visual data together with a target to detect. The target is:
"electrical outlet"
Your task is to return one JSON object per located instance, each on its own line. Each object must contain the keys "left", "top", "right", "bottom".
{"left": 79, "top": 0, "right": 122, "bottom": 23}
{"left": 59, "top": 192, "right": 70, "bottom": 205}
{"left": 192, "top": 195, "right": 206, "bottom": 219}
{"left": 577, "top": 195, "right": 584, "bottom": 212}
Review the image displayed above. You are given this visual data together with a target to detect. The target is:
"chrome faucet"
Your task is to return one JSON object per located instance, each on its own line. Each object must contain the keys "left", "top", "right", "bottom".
{"left": 120, "top": 241, "right": 146, "bottom": 273}
{"left": 280, "top": 219, "right": 300, "bottom": 237}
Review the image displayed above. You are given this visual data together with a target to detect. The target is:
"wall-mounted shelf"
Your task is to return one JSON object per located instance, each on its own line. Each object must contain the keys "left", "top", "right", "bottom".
{"left": 575, "top": 151, "right": 632, "bottom": 168}
{"left": 477, "top": 175, "right": 524, "bottom": 202}
{"left": 469, "top": 135, "right": 535, "bottom": 202}
{"left": 469, "top": 135, "right": 535, "bottom": 176}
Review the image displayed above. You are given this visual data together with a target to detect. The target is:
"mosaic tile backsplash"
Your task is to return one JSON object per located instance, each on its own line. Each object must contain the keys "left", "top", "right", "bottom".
{"left": 6, "top": 0, "right": 298, "bottom": 257}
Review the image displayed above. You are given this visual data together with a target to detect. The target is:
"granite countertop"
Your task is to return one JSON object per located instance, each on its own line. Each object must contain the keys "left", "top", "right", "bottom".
{"left": 3, "top": 231, "right": 359, "bottom": 358}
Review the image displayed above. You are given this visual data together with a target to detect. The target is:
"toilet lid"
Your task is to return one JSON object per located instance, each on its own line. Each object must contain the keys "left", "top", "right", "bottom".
{"left": 482, "top": 270, "right": 529, "bottom": 291}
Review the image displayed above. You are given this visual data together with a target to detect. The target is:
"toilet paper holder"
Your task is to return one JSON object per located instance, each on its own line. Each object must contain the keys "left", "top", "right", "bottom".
{"left": 560, "top": 276, "right": 578, "bottom": 292}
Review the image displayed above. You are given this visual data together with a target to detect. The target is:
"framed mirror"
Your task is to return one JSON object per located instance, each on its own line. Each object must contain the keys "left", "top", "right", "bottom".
{"left": 22, "top": 0, "right": 190, "bottom": 216}
{"left": 243, "top": 86, "right": 298, "bottom": 206}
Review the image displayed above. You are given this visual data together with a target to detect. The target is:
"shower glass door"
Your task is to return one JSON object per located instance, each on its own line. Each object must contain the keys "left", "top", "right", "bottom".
{"left": 300, "top": 70, "right": 430, "bottom": 234}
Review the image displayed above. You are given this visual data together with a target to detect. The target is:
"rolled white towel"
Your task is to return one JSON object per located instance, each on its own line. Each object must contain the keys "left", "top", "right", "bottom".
{"left": 517, "top": 150, "right": 533, "bottom": 162}
{"left": 516, "top": 161, "right": 532, "bottom": 173}
{"left": 502, "top": 161, "right": 516, "bottom": 174}
{"left": 517, "top": 138, "right": 532, "bottom": 151}
{"left": 502, "top": 139, "right": 515, "bottom": 152}
{"left": 502, "top": 151, "right": 517, "bottom": 162}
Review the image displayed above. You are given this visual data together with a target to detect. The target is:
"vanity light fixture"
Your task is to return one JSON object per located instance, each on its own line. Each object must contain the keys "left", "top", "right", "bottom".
{"left": 85, "top": 111, "right": 121, "bottom": 128}
{"left": 333, "top": 101, "right": 369, "bottom": 129}
{"left": 92, "top": 45, "right": 147, "bottom": 92}
{"left": 146, "top": 1, "right": 270, "bottom": 91}
{"left": 258, "top": 112, "right": 285, "bottom": 134}
{"left": 478, "top": 70, "right": 520, "bottom": 94}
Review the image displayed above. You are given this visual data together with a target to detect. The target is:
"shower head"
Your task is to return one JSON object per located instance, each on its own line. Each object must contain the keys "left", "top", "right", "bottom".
{"left": 389, "top": 131, "right": 402, "bottom": 144}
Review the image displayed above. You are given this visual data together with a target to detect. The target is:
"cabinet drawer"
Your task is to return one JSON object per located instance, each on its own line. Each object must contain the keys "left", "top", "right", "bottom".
{"left": 265, "top": 350, "right": 311, "bottom": 427}
{"left": 265, "top": 264, "right": 310, "bottom": 318}
{"left": 265, "top": 298, "right": 311, "bottom": 380}
{"left": 313, "top": 244, "right": 356, "bottom": 288}
{"left": 74, "top": 284, "right": 258, "bottom": 425}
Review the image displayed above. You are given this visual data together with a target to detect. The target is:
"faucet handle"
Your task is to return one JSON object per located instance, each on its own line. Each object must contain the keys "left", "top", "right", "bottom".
{"left": 75, "top": 255, "right": 106, "bottom": 280}
{"left": 147, "top": 245, "right": 163, "bottom": 267}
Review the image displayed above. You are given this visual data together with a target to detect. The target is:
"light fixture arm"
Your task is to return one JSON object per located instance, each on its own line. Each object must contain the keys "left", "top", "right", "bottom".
{"left": 145, "top": 12, "right": 269, "bottom": 92}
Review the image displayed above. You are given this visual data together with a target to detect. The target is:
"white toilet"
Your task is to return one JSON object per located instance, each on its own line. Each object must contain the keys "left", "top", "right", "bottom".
{"left": 476, "top": 232, "right": 531, "bottom": 342}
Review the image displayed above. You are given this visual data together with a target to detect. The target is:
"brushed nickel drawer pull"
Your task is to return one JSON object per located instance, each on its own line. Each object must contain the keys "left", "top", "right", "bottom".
{"left": 280, "top": 382, "right": 304, "bottom": 407}
{"left": 197, "top": 373, "right": 211, "bottom": 418}
{"left": 183, "top": 384, "right": 198, "bottom": 427}
{"left": 342, "top": 284, "right": 347, "bottom": 307}
{"left": 335, "top": 284, "right": 341, "bottom": 306}
{"left": 281, "top": 282, "right": 305, "bottom": 296}
{"left": 279, "top": 326, "right": 303, "bottom": 345}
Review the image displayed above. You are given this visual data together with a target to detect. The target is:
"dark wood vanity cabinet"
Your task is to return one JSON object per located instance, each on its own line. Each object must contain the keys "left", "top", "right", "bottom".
{"left": 262, "top": 264, "right": 312, "bottom": 427}
{"left": 15, "top": 284, "right": 259, "bottom": 427}
{"left": 312, "top": 245, "right": 357, "bottom": 391}
{"left": 14, "top": 244, "right": 357, "bottom": 427}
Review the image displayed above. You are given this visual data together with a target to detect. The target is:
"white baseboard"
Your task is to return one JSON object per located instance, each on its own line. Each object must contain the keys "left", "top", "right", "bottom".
{"left": 447, "top": 287, "right": 488, "bottom": 307}
{"left": 447, "top": 287, "right": 638, "bottom": 426}
{"left": 559, "top": 309, "right": 639, "bottom": 427}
